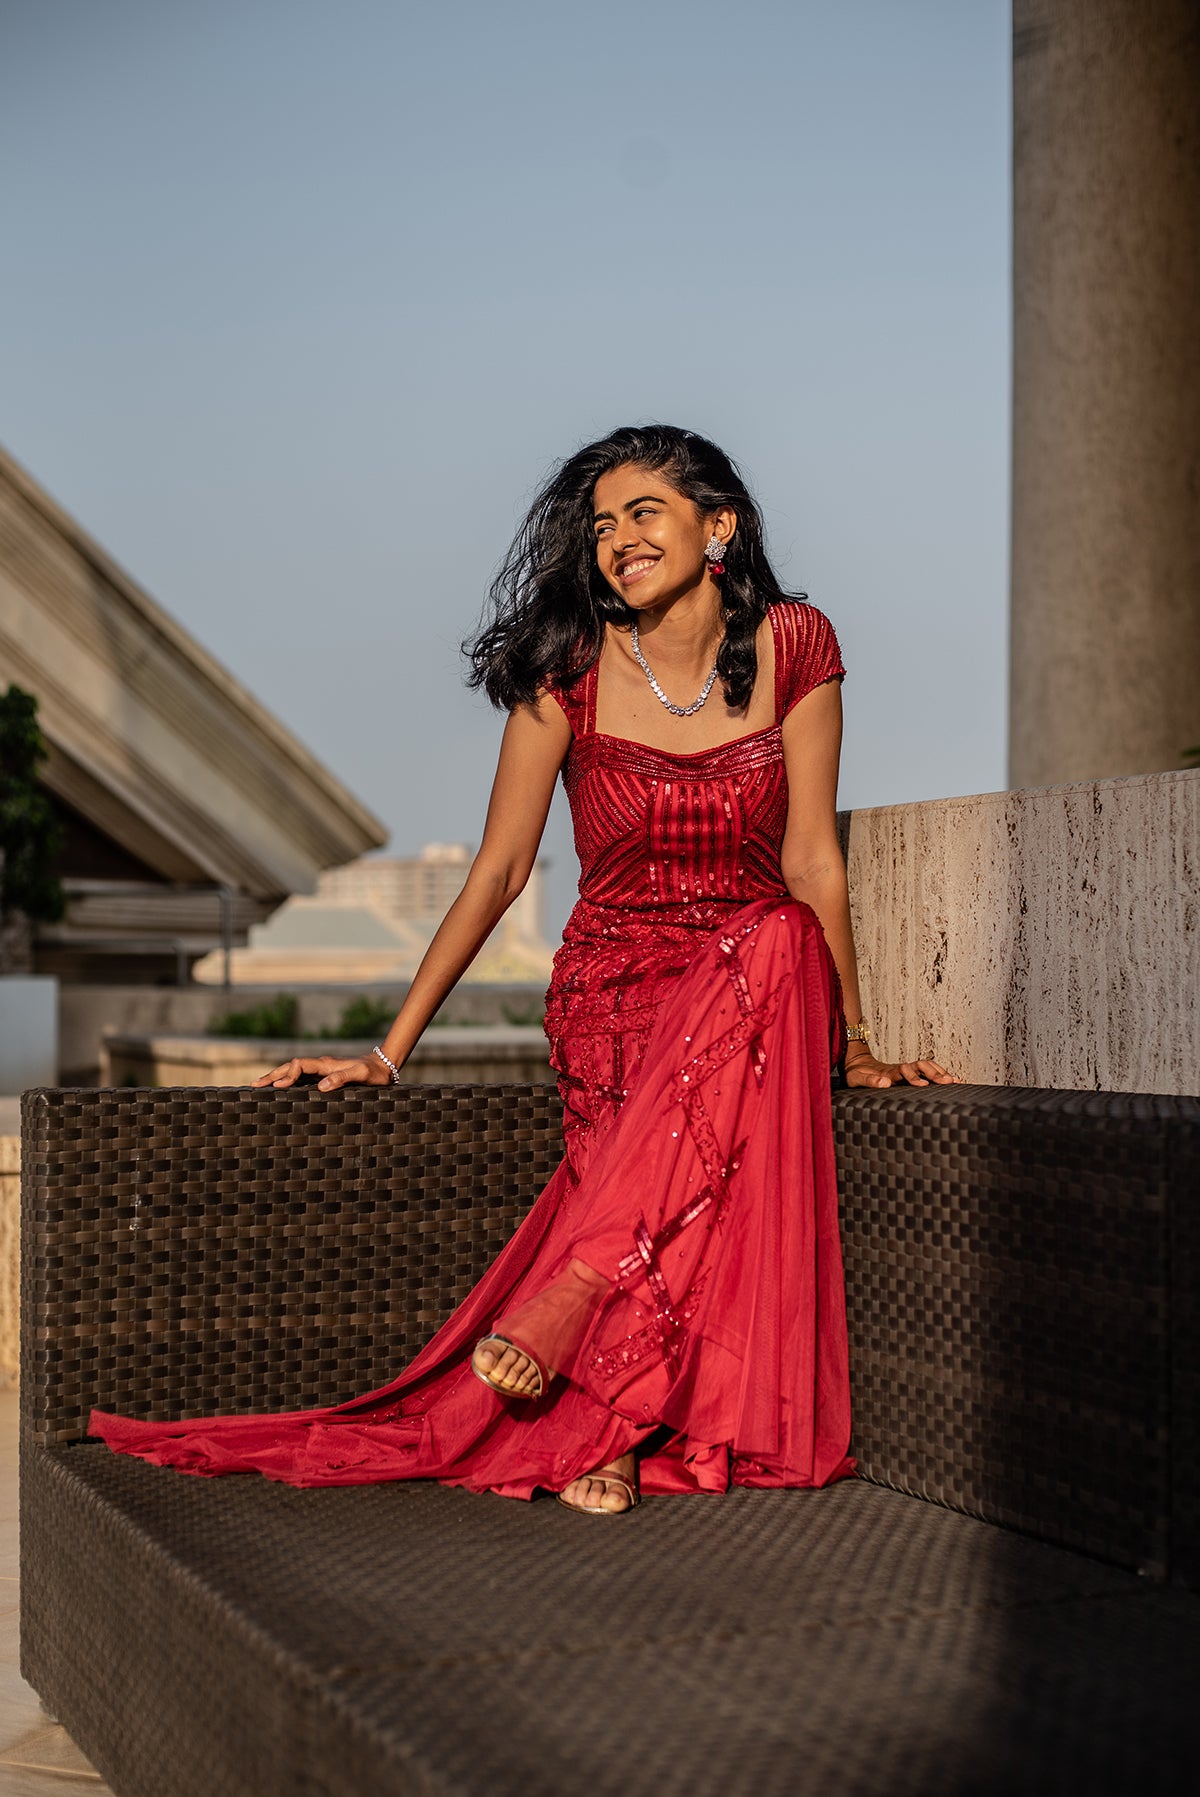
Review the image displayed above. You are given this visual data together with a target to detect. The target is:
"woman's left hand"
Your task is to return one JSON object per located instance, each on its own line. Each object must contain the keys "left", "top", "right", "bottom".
{"left": 843, "top": 1050, "right": 956, "bottom": 1089}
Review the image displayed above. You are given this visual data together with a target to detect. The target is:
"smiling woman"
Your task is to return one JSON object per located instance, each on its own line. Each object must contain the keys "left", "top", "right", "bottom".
{"left": 90, "top": 423, "right": 954, "bottom": 1517}
{"left": 468, "top": 424, "right": 799, "bottom": 723}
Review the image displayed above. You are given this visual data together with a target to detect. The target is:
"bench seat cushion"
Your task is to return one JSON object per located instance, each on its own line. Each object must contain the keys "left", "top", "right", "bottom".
{"left": 21, "top": 1441, "right": 1200, "bottom": 1797}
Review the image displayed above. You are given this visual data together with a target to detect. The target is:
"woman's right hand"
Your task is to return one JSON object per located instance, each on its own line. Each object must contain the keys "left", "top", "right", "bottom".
{"left": 251, "top": 1054, "right": 395, "bottom": 1093}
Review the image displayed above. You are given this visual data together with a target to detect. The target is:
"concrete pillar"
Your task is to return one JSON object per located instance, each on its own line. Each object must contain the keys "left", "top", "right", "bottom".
{"left": 1010, "top": 0, "right": 1200, "bottom": 788}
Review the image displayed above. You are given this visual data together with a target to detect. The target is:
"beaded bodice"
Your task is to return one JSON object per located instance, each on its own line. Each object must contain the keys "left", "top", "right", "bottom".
{"left": 552, "top": 600, "right": 844, "bottom": 920}
{"left": 564, "top": 727, "right": 789, "bottom": 913}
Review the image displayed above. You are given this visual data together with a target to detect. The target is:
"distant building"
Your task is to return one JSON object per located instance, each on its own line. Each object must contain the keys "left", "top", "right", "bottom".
{"left": 317, "top": 843, "right": 473, "bottom": 921}
{"left": 192, "top": 845, "right": 555, "bottom": 986}
{"left": 317, "top": 844, "right": 547, "bottom": 951}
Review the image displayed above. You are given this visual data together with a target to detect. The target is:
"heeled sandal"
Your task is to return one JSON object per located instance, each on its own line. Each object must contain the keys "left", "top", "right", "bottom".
{"left": 471, "top": 1335, "right": 551, "bottom": 1401}
{"left": 556, "top": 1465, "right": 640, "bottom": 1516}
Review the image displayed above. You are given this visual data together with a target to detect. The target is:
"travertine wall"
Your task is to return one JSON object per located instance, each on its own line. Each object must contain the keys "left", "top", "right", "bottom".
{"left": 842, "top": 768, "right": 1198, "bottom": 1095}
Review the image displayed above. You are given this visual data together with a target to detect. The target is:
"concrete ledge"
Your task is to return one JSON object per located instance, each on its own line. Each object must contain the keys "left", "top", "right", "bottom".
{"left": 59, "top": 981, "right": 548, "bottom": 1085}
{"left": 100, "top": 1029, "right": 555, "bottom": 1088}
{"left": 842, "top": 767, "right": 1199, "bottom": 1095}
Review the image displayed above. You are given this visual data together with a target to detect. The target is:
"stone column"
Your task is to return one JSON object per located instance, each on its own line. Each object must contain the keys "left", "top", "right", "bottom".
{"left": 1010, "top": 0, "right": 1200, "bottom": 788}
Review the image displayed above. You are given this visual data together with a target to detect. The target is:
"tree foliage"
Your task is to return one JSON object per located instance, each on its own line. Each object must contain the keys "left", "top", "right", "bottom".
{"left": 0, "top": 685, "right": 65, "bottom": 923}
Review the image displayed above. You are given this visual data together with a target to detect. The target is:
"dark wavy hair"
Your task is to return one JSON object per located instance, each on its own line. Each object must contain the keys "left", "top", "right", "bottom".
{"left": 464, "top": 424, "right": 804, "bottom": 712}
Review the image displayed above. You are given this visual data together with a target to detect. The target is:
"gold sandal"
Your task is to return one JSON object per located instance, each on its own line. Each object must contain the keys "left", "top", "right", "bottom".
{"left": 556, "top": 1465, "right": 640, "bottom": 1516}
{"left": 471, "top": 1335, "right": 551, "bottom": 1401}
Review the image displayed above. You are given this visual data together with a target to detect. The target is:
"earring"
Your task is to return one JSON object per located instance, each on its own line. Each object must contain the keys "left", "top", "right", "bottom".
{"left": 704, "top": 535, "right": 726, "bottom": 575}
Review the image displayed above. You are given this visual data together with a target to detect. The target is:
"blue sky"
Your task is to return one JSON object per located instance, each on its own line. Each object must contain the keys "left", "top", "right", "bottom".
{"left": 0, "top": 0, "right": 1011, "bottom": 931}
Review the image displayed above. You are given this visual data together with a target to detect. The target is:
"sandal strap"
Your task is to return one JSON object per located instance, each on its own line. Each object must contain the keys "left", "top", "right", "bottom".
{"left": 594, "top": 1475, "right": 636, "bottom": 1504}
{"left": 557, "top": 1468, "right": 640, "bottom": 1513}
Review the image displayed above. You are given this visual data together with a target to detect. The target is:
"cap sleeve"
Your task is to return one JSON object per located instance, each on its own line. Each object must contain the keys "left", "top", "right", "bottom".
{"left": 770, "top": 601, "right": 845, "bottom": 720}
{"left": 543, "top": 660, "right": 597, "bottom": 736}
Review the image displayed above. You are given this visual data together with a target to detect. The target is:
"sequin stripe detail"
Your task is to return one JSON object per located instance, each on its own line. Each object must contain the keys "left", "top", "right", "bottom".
{"left": 612, "top": 1111, "right": 747, "bottom": 1289}
{"left": 678, "top": 1084, "right": 732, "bottom": 1200}
{"left": 552, "top": 998, "right": 664, "bottom": 1038}
{"left": 568, "top": 778, "right": 655, "bottom": 901}
{"left": 719, "top": 902, "right": 774, "bottom": 952}
{"left": 768, "top": 600, "right": 846, "bottom": 720}
{"left": 717, "top": 921, "right": 769, "bottom": 1086}
{"left": 669, "top": 977, "right": 785, "bottom": 1111}
{"left": 615, "top": 1186, "right": 714, "bottom": 1280}
{"left": 614, "top": 1134, "right": 748, "bottom": 1289}
{"left": 566, "top": 727, "right": 784, "bottom": 784}
{"left": 606, "top": 1124, "right": 748, "bottom": 1376}
{"left": 555, "top": 1069, "right": 628, "bottom": 1109}
{"left": 558, "top": 896, "right": 769, "bottom": 942}
{"left": 588, "top": 1272, "right": 710, "bottom": 1382}
{"left": 575, "top": 825, "right": 665, "bottom": 915}
{"left": 611, "top": 1026, "right": 626, "bottom": 1098}
{"left": 549, "top": 959, "right": 683, "bottom": 1036}
{"left": 628, "top": 1217, "right": 684, "bottom": 1374}
{"left": 682, "top": 778, "right": 744, "bottom": 905}
{"left": 646, "top": 775, "right": 746, "bottom": 907}
{"left": 546, "top": 658, "right": 598, "bottom": 735}
{"left": 563, "top": 757, "right": 788, "bottom": 914}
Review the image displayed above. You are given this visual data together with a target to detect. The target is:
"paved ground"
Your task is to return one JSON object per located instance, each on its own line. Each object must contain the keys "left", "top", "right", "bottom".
{"left": 0, "top": 1388, "right": 111, "bottom": 1794}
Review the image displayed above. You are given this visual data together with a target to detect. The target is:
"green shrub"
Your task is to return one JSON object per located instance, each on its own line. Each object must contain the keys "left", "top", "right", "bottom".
{"left": 501, "top": 998, "right": 545, "bottom": 1027}
{"left": 208, "top": 993, "right": 299, "bottom": 1039}
{"left": 330, "top": 995, "right": 397, "bottom": 1040}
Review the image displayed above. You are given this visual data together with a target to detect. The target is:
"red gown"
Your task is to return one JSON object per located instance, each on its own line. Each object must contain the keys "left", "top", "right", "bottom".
{"left": 91, "top": 600, "right": 855, "bottom": 1499}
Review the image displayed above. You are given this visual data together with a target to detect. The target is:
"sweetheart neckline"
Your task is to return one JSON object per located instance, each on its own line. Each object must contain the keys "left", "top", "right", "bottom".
{"left": 574, "top": 723, "right": 782, "bottom": 762}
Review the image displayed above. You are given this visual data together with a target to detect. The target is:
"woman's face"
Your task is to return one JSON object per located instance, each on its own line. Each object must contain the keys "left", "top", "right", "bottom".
{"left": 592, "top": 462, "right": 729, "bottom": 612}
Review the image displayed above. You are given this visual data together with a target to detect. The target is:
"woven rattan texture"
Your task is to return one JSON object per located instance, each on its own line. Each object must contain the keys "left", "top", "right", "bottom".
{"left": 1169, "top": 1113, "right": 1200, "bottom": 1588}
{"left": 22, "top": 1444, "right": 1200, "bottom": 1797}
{"left": 21, "top": 1085, "right": 562, "bottom": 1447}
{"left": 835, "top": 1085, "right": 1199, "bottom": 1576}
{"left": 21, "top": 1084, "right": 1199, "bottom": 1578}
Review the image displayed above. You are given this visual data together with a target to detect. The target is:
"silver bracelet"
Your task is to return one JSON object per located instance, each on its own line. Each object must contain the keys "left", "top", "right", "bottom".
{"left": 372, "top": 1045, "right": 402, "bottom": 1084}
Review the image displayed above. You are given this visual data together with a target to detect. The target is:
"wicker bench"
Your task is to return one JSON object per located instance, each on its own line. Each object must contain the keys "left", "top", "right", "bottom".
{"left": 20, "top": 1084, "right": 1200, "bottom": 1795}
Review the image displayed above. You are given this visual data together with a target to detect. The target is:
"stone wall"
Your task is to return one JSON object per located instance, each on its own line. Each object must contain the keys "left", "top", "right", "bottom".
{"left": 842, "top": 767, "right": 1198, "bottom": 1095}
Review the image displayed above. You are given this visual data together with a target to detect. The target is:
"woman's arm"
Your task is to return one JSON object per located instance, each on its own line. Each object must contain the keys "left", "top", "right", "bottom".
{"left": 780, "top": 680, "right": 954, "bottom": 1089}
{"left": 254, "top": 692, "right": 573, "bottom": 1091}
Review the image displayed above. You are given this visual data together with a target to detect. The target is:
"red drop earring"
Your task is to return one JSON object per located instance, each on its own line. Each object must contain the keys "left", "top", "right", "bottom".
{"left": 704, "top": 535, "right": 726, "bottom": 576}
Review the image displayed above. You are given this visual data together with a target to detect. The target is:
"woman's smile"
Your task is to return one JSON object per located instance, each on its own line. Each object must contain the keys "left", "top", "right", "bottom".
{"left": 618, "top": 555, "right": 660, "bottom": 586}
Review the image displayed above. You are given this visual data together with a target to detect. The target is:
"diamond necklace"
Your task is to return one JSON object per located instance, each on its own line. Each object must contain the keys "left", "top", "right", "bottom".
{"left": 630, "top": 623, "right": 720, "bottom": 717}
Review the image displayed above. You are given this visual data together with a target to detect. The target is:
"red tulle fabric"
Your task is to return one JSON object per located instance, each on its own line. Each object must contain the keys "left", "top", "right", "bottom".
{"left": 91, "top": 601, "right": 855, "bottom": 1499}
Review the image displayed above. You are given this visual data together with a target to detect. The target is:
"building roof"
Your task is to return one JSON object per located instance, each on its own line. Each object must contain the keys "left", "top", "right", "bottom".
{"left": 249, "top": 899, "right": 428, "bottom": 950}
{"left": 0, "top": 444, "right": 386, "bottom": 905}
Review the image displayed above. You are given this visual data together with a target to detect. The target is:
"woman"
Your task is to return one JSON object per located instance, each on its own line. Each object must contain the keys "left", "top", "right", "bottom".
{"left": 92, "top": 425, "right": 953, "bottom": 1514}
